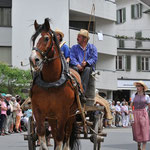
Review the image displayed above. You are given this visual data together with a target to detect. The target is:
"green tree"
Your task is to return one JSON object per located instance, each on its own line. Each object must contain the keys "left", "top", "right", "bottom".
{"left": 0, "top": 62, "right": 32, "bottom": 98}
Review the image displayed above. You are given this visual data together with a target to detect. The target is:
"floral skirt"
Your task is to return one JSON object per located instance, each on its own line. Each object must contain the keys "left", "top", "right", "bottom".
{"left": 132, "top": 108, "right": 150, "bottom": 142}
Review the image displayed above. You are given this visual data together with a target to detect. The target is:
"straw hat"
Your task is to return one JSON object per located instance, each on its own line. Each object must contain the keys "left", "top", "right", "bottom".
{"left": 78, "top": 29, "right": 90, "bottom": 40}
{"left": 133, "top": 81, "right": 148, "bottom": 91}
{"left": 55, "top": 29, "right": 64, "bottom": 38}
{"left": 6, "top": 94, "right": 12, "bottom": 97}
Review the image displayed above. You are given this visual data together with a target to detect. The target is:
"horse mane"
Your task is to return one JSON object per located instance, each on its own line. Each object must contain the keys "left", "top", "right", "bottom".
{"left": 31, "top": 18, "right": 62, "bottom": 55}
{"left": 31, "top": 18, "right": 52, "bottom": 46}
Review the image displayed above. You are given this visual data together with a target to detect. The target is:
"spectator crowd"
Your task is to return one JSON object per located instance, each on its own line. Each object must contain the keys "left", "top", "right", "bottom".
{"left": 105, "top": 98, "right": 134, "bottom": 128}
{"left": 0, "top": 92, "right": 136, "bottom": 137}
{"left": 0, "top": 93, "right": 32, "bottom": 136}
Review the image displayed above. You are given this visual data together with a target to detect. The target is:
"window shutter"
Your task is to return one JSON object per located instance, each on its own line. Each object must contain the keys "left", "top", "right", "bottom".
{"left": 137, "top": 56, "right": 141, "bottom": 71}
{"left": 131, "top": 5, "right": 134, "bottom": 19}
{"left": 126, "top": 55, "right": 131, "bottom": 71}
{"left": 135, "top": 32, "right": 142, "bottom": 48}
{"left": 116, "top": 10, "right": 119, "bottom": 24}
{"left": 116, "top": 56, "right": 117, "bottom": 70}
{"left": 140, "top": 4, "right": 142, "bottom": 18}
{"left": 123, "top": 8, "right": 126, "bottom": 22}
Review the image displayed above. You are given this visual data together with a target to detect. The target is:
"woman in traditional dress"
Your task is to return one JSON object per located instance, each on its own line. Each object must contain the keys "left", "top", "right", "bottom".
{"left": 130, "top": 81, "right": 150, "bottom": 150}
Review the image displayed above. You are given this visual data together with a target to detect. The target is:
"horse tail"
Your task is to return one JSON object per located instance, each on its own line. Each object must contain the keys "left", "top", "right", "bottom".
{"left": 69, "top": 122, "right": 80, "bottom": 150}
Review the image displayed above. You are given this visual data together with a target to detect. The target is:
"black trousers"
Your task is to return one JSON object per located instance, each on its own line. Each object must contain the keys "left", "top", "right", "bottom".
{"left": 70, "top": 66, "right": 92, "bottom": 93}
{"left": 0, "top": 114, "right": 6, "bottom": 132}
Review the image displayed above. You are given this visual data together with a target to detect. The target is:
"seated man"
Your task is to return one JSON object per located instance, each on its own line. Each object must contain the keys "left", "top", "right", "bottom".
{"left": 70, "top": 29, "right": 98, "bottom": 94}
{"left": 55, "top": 29, "right": 70, "bottom": 63}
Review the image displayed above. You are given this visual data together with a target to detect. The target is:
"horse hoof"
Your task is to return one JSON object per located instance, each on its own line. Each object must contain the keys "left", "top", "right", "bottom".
{"left": 39, "top": 145, "right": 48, "bottom": 150}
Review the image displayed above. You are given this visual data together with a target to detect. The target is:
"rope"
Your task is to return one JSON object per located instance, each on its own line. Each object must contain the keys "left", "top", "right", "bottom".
{"left": 88, "top": 3, "right": 96, "bottom": 45}
{"left": 82, "top": 3, "right": 96, "bottom": 62}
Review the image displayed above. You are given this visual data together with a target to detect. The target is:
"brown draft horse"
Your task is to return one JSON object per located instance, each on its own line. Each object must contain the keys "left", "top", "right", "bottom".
{"left": 29, "top": 18, "right": 83, "bottom": 150}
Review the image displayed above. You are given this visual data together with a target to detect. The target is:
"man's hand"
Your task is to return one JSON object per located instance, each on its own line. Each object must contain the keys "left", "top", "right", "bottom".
{"left": 77, "top": 64, "right": 83, "bottom": 72}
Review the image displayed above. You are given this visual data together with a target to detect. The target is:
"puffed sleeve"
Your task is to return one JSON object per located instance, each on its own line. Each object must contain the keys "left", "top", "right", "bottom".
{"left": 145, "top": 95, "right": 150, "bottom": 104}
{"left": 131, "top": 93, "right": 135, "bottom": 103}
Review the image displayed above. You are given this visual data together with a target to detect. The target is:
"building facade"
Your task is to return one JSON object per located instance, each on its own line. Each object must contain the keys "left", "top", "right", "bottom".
{"left": 115, "top": 0, "right": 150, "bottom": 101}
{"left": 0, "top": 0, "right": 117, "bottom": 100}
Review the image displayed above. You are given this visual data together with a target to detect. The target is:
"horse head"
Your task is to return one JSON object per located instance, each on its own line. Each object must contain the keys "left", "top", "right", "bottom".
{"left": 29, "top": 18, "right": 60, "bottom": 72}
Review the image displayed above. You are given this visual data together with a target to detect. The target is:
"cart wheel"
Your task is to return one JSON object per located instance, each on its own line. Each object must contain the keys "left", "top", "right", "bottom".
{"left": 27, "top": 116, "right": 36, "bottom": 150}
{"left": 93, "top": 113, "right": 101, "bottom": 150}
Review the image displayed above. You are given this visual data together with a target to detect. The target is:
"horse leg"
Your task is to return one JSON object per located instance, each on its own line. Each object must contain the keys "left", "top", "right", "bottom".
{"left": 55, "top": 118, "right": 67, "bottom": 150}
{"left": 49, "top": 120, "right": 64, "bottom": 150}
{"left": 55, "top": 141, "right": 63, "bottom": 150}
{"left": 34, "top": 109, "right": 48, "bottom": 150}
{"left": 39, "top": 136, "right": 48, "bottom": 150}
{"left": 63, "top": 116, "right": 78, "bottom": 150}
{"left": 37, "top": 120, "right": 48, "bottom": 150}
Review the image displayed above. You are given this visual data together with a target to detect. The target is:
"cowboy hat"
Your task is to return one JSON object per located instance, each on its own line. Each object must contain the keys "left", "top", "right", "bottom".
{"left": 133, "top": 81, "right": 148, "bottom": 91}
{"left": 55, "top": 29, "right": 64, "bottom": 38}
{"left": 78, "top": 29, "right": 90, "bottom": 40}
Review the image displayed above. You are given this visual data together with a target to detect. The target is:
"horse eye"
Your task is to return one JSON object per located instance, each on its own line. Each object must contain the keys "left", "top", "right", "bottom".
{"left": 44, "top": 37, "right": 49, "bottom": 42}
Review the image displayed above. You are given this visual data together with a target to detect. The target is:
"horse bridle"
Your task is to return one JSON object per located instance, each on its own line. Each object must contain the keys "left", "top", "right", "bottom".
{"left": 31, "top": 29, "right": 70, "bottom": 88}
{"left": 32, "top": 30, "right": 61, "bottom": 64}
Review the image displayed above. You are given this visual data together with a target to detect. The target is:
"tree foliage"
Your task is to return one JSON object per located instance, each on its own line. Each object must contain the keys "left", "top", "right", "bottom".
{"left": 0, "top": 62, "right": 32, "bottom": 98}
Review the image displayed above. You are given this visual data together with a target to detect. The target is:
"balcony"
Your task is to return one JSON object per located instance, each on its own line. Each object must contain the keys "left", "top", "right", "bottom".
{"left": 69, "top": 0, "right": 116, "bottom": 21}
{"left": 96, "top": 69, "right": 117, "bottom": 90}
{"left": 117, "top": 39, "right": 150, "bottom": 51}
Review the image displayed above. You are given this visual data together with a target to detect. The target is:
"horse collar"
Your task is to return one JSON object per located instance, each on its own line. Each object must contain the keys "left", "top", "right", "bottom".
{"left": 33, "top": 55, "right": 69, "bottom": 89}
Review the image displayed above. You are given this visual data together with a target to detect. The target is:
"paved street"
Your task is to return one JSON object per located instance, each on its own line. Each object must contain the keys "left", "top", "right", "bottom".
{"left": 0, "top": 127, "right": 150, "bottom": 150}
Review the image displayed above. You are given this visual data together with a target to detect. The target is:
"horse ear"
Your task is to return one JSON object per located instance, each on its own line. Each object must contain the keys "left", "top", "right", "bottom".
{"left": 34, "top": 20, "right": 39, "bottom": 31}
{"left": 44, "top": 18, "right": 50, "bottom": 31}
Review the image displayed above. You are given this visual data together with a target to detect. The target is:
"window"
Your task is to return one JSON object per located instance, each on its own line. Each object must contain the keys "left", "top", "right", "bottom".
{"left": 0, "top": 7, "right": 11, "bottom": 26}
{"left": 142, "top": 57, "right": 149, "bottom": 71}
{"left": 116, "top": 55, "right": 131, "bottom": 71}
{"left": 116, "top": 55, "right": 124, "bottom": 70}
{"left": 131, "top": 3, "right": 142, "bottom": 19}
{"left": 137, "top": 56, "right": 150, "bottom": 72}
{"left": 0, "top": 46, "right": 11, "bottom": 65}
{"left": 135, "top": 31, "right": 142, "bottom": 48}
{"left": 116, "top": 8, "right": 126, "bottom": 24}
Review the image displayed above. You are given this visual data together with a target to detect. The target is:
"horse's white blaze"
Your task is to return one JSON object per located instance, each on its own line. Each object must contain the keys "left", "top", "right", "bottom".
{"left": 34, "top": 34, "right": 42, "bottom": 46}
{"left": 39, "top": 136, "right": 48, "bottom": 150}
